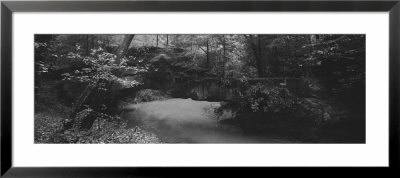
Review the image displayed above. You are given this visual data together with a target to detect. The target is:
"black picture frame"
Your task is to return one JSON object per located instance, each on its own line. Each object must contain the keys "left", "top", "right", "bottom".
{"left": 1, "top": 0, "right": 399, "bottom": 177}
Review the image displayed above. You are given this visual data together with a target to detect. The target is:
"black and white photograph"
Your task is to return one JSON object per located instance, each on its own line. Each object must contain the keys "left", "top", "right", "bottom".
{"left": 34, "top": 34, "right": 366, "bottom": 144}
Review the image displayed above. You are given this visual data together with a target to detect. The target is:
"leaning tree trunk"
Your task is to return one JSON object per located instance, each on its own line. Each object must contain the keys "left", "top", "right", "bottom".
{"left": 63, "top": 83, "right": 96, "bottom": 131}
{"left": 64, "top": 34, "right": 135, "bottom": 132}
{"left": 114, "top": 35, "right": 135, "bottom": 62}
{"left": 77, "top": 81, "right": 113, "bottom": 131}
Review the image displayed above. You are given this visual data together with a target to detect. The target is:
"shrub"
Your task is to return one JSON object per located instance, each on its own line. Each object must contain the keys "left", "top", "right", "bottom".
{"left": 133, "top": 89, "right": 170, "bottom": 103}
{"left": 230, "top": 82, "right": 300, "bottom": 114}
{"left": 61, "top": 48, "right": 145, "bottom": 88}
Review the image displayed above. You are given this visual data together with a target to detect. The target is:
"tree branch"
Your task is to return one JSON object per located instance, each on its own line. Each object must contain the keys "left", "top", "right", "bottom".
{"left": 199, "top": 47, "right": 207, "bottom": 53}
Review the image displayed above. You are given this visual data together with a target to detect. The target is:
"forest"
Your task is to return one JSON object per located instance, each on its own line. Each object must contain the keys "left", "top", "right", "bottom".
{"left": 34, "top": 34, "right": 365, "bottom": 143}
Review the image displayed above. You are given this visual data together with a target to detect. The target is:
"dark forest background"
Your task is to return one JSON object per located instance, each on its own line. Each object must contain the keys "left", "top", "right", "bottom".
{"left": 34, "top": 34, "right": 365, "bottom": 143}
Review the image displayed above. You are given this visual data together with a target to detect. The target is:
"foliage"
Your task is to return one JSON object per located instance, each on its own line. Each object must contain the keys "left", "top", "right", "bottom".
{"left": 35, "top": 36, "right": 86, "bottom": 76}
{"left": 125, "top": 46, "right": 162, "bottom": 65}
{"left": 61, "top": 47, "right": 147, "bottom": 90}
{"left": 311, "top": 35, "right": 365, "bottom": 96}
{"left": 34, "top": 43, "right": 50, "bottom": 74}
{"left": 133, "top": 89, "right": 170, "bottom": 103}
{"left": 221, "top": 76, "right": 300, "bottom": 114}
{"left": 239, "top": 83, "right": 299, "bottom": 113}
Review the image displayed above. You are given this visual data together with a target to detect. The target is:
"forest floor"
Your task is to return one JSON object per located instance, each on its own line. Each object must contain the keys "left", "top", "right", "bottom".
{"left": 34, "top": 79, "right": 163, "bottom": 144}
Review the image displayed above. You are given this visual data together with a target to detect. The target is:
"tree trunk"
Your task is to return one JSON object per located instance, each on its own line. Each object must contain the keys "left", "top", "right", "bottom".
{"left": 263, "top": 35, "right": 279, "bottom": 76}
{"left": 65, "top": 35, "right": 135, "bottom": 132}
{"left": 106, "top": 36, "right": 110, "bottom": 46}
{"left": 251, "top": 35, "right": 278, "bottom": 77}
{"left": 80, "top": 81, "right": 112, "bottom": 130}
{"left": 86, "top": 35, "right": 89, "bottom": 55}
{"left": 64, "top": 83, "right": 96, "bottom": 130}
{"left": 310, "top": 34, "right": 317, "bottom": 51}
{"left": 114, "top": 35, "right": 135, "bottom": 62}
{"left": 256, "top": 36, "right": 264, "bottom": 77}
{"left": 156, "top": 35, "right": 159, "bottom": 47}
{"left": 102, "top": 38, "right": 106, "bottom": 48}
{"left": 206, "top": 39, "right": 209, "bottom": 68}
{"left": 248, "top": 35, "right": 265, "bottom": 77}
{"left": 166, "top": 35, "right": 169, "bottom": 48}
{"left": 222, "top": 36, "right": 226, "bottom": 77}
{"left": 248, "top": 35, "right": 264, "bottom": 77}
{"left": 91, "top": 35, "right": 95, "bottom": 50}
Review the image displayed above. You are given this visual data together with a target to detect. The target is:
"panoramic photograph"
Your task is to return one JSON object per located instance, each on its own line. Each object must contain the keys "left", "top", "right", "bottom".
{"left": 34, "top": 34, "right": 365, "bottom": 143}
